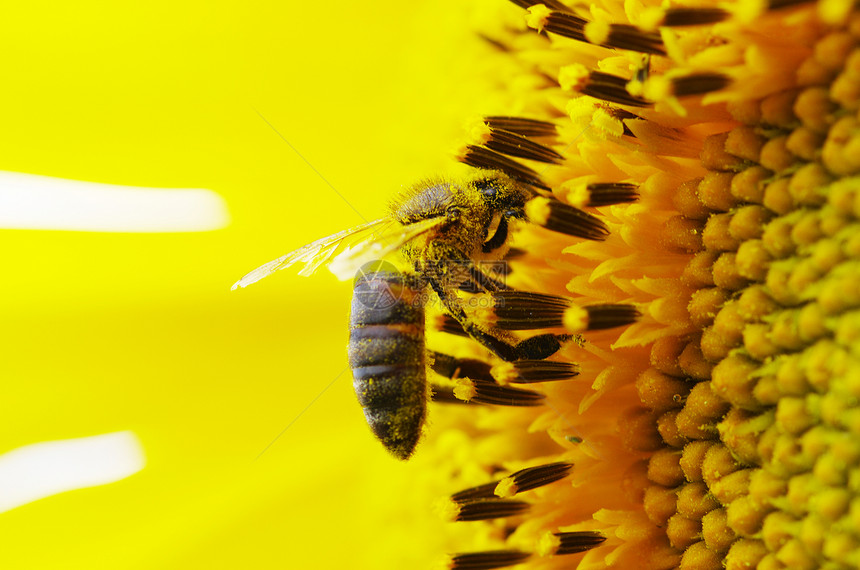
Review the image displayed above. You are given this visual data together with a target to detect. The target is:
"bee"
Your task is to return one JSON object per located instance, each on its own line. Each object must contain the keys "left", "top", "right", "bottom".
{"left": 234, "top": 117, "right": 639, "bottom": 460}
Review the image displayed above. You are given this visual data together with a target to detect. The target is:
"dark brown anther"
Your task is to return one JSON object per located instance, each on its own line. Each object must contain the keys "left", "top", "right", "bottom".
{"left": 525, "top": 197, "right": 610, "bottom": 240}
{"left": 494, "top": 360, "right": 581, "bottom": 383}
{"left": 430, "top": 352, "right": 495, "bottom": 381}
{"left": 583, "top": 182, "right": 639, "bottom": 206}
{"left": 672, "top": 73, "right": 731, "bottom": 96}
{"left": 458, "top": 145, "right": 550, "bottom": 190}
{"left": 454, "top": 499, "right": 530, "bottom": 521}
{"left": 660, "top": 7, "right": 730, "bottom": 26}
{"left": 552, "top": 531, "right": 607, "bottom": 555}
{"left": 448, "top": 550, "right": 531, "bottom": 570}
{"left": 482, "top": 128, "right": 564, "bottom": 164}
{"left": 601, "top": 24, "right": 665, "bottom": 56}
{"left": 484, "top": 290, "right": 572, "bottom": 330}
{"left": 580, "top": 303, "right": 641, "bottom": 330}
{"left": 578, "top": 71, "right": 650, "bottom": 107}
{"left": 508, "top": 0, "right": 573, "bottom": 13}
{"left": 483, "top": 116, "right": 557, "bottom": 138}
{"left": 469, "top": 380, "right": 545, "bottom": 406}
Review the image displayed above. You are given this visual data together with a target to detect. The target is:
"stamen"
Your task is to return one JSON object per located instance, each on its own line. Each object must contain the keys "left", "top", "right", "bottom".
{"left": 450, "top": 499, "right": 531, "bottom": 521}
{"left": 527, "top": 8, "right": 664, "bottom": 55}
{"left": 483, "top": 116, "right": 557, "bottom": 137}
{"left": 478, "top": 290, "right": 572, "bottom": 330}
{"left": 584, "top": 21, "right": 666, "bottom": 56}
{"left": 451, "top": 481, "right": 499, "bottom": 503}
{"left": 432, "top": 314, "right": 469, "bottom": 337}
{"left": 579, "top": 70, "right": 651, "bottom": 107}
{"left": 526, "top": 7, "right": 587, "bottom": 41}
{"left": 561, "top": 65, "right": 650, "bottom": 107}
{"left": 567, "top": 182, "right": 640, "bottom": 208}
{"left": 640, "top": 6, "right": 730, "bottom": 30}
{"left": 455, "top": 379, "right": 546, "bottom": 406}
{"left": 451, "top": 462, "right": 574, "bottom": 503}
{"left": 563, "top": 303, "right": 641, "bottom": 332}
{"left": 479, "top": 128, "right": 564, "bottom": 164}
{"left": 505, "top": 247, "right": 527, "bottom": 259}
{"left": 492, "top": 360, "right": 581, "bottom": 383}
{"left": 458, "top": 145, "right": 550, "bottom": 189}
{"left": 430, "top": 351, "right": 494, "bottom": 381}
{"left": 495, "top": 462, "right": 574, "bottom": 497}
{"left": 431, "top": 385, "right": 474, "bottom": 404}
{"left": 671, "top": 73, "right": 732, "bottom": 96}
{"left": 768, "top": 0, "right": 814, "bottom": 9}
{"left": 508, "top": 0, "right": 572, "bottom": 14}
{"left": 447, "top": 550, "right": 531, "bottom": 570}
{"left": 525, "top": 196, "right": 610, "bottom": 240}
{"left": 538, "top": 531, "right": 606, "bottom": 556}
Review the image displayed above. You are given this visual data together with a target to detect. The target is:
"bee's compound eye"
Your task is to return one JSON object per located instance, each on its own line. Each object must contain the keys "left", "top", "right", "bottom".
{"left": 474, "top": 178, "right": 498, "bottom": 199}
{"left": 446, "top": 206, "right": 461, "bottom": 221}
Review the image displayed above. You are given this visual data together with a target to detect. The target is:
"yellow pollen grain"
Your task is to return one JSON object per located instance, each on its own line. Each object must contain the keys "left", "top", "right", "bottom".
{"left": 562, "top": 305, "right": 589, "bottom": 333}
{"left": 536, "top": 532, "right": 560, "bottom": 557}
{"left": 494, "top": 477, "right": 517, "bottom": 499}
{"left": 438, "top": 500, "right": 461, "bottom": 522}
{"left": 452, "top": 379, "right": 476, "bottom": 402}
{"left": 558, "top": 63, "right": 590, "bottom": 92}
{"left": 489, "top": 362, "right": 517, "bottom": 385}
{"left": 524, "top": 4, "right": 552, "bottom": 33}
{"left": 583, "top": 20, "right": 610, "bottom": 47}
{"left": 563, "top": 181, "right": 591, "bottom": 209}
{"left": 523, "top": 196, "right": 550, "bottom": 227}
{"left": 468, "top": 121, "right": 493, "bottom": 146}
{"left": 590, "top": 105, "right": 625, "bottom": 137}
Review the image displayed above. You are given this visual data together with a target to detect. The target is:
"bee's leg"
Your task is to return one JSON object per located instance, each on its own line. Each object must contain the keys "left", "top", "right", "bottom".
{"left": 481, "top": 214, "right": 510, "bottom": 254}
{"left": 427, "top": 276, "right": 570, "bottom": 362}
{"left": 425, "top": 249, "right": 506, "bottom": 293}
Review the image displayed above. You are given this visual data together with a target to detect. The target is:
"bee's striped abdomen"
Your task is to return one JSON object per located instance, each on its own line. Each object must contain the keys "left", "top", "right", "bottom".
{"left": 348, "top": 271, "right": 426, "bottom": 460}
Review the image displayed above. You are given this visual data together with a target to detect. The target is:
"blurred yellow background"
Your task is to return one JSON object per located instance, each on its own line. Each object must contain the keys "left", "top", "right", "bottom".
{"left": 0, "top": 1, "right": 521, "bottom": 568}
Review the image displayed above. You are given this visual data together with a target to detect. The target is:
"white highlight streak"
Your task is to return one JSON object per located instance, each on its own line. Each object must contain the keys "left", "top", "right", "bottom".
{"left": 0, "top": 171, "right": 230, "bottom": 232}
{"left": 0, "top": 431, "right": 146, "bottom": 513}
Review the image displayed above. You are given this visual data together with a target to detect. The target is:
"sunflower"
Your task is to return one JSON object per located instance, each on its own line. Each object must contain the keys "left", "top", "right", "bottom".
{"left": 3, "top": 0, "right": 857, "bottom": 569}
{"left": 415, "top": 1, "right": 860, "bottom": 569}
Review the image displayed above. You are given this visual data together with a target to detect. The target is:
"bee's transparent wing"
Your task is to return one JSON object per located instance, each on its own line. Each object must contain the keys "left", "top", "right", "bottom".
{"left": 232, "top": 218, "right": 391, "bottom": 289}
{"left": 327, "top": 215, "right": 446, "bottom": 280}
